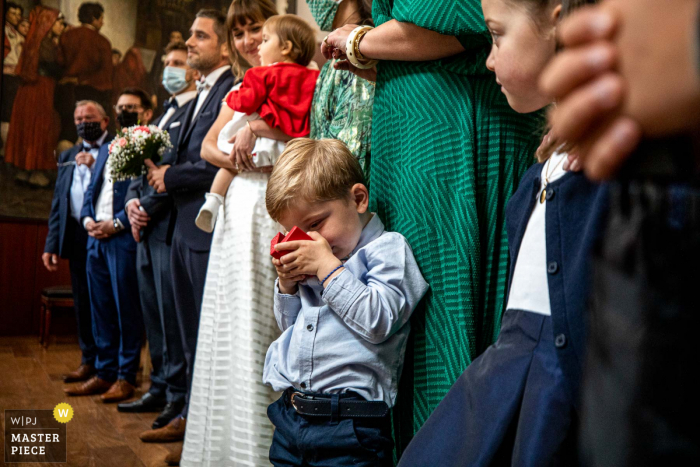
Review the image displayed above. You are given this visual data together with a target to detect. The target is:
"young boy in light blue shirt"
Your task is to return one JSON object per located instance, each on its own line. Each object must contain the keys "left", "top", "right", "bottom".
{"left": 263, "top": 138, "right": 428, "bottom": 466}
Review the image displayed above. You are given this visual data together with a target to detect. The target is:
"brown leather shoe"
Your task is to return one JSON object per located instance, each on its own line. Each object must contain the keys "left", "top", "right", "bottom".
{"left": 164, "top": 444, "right": 182, "bottom": 465}
{"left": 139, "top": 416, "right": 186, "bottom": 443}
{"left": 62, "top": 363, "right": 96, "bottom": 383}
{"left": 64, "top": 375, "right": 113, "bottom": 396}
{"left": 100, "top": 379, "right": 135, "bottom": 403}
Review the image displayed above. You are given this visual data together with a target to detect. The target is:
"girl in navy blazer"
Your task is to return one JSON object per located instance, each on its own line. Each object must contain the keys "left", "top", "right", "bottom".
{"left": 397, "top": 0, "right": 606, "bottom": 466}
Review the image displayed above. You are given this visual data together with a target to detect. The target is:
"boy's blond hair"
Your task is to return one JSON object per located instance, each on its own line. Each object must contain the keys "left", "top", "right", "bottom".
{"left": 266, "top": 138, "right": 365, "bottom": 221}
{"left": 264, "top": 14, "right": 316, "bottom": 67}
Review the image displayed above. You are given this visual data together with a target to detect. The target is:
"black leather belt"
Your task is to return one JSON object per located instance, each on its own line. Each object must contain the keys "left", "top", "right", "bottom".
{"left": 285, "top": 389, "right": 389, "bottom": 418}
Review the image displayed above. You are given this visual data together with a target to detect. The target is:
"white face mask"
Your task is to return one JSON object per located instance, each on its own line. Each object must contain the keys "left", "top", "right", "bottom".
{"left": 162, "top": 66, "right": 189, "bottom": 95}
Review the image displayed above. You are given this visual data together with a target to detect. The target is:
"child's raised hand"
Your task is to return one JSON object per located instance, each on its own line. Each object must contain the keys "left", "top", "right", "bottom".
{"left": 272, "top": 257, "right": 306, "bottom": 295}
{"left": 275, "top": 231, "right": 342, "bottom": 283}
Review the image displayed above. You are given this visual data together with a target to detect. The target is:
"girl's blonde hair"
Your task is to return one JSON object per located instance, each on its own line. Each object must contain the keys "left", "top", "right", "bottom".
{"left": 266, "top": 139, "right": 365, "bottom": 221}
{"left": 263, "top": 14, "right": 317, "bottom": 67}
{"left": 226, "top": 0, "right": 278, "bottom": 80}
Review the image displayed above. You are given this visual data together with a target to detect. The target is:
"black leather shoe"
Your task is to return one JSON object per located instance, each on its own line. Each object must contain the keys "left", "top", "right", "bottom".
{"left": 117, "top": 393, "right": 167, "bottom": 413}
{"left": 152, "top": 401, "right": 185, "bottom": 429}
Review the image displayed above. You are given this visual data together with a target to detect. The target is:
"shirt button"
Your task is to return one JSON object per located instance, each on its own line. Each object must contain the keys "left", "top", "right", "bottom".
{"left": 547, "top": 261, "right": 559, "bottom": 274}
{"left": 546, "top": 188, "right": 555, "bottom": 201}
{"left": 306, "top": 324, "right": 314, "bottom": 332}
{"left": 555, "top": 334, "right": 567, "bottom": 348}
{"left": 300, "top": 382, "right": 306, "bottom": 389}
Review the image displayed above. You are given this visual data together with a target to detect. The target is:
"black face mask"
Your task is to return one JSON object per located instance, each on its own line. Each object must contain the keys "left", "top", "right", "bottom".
{"left": 76, "top": 121, "right": 104, "bottom": 143}
{"left": 117, "top": 111, "right": 140, "bottom": 129}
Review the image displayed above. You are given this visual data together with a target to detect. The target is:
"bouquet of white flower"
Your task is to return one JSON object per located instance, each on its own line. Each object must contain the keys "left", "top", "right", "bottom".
{"left": 107, "top": 125, "right": 172, "bottom": 181}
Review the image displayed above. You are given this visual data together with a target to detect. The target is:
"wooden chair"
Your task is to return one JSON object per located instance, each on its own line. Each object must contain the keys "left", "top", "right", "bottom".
{"left": 39, "top": 286, "right": 74, "bottom": 348}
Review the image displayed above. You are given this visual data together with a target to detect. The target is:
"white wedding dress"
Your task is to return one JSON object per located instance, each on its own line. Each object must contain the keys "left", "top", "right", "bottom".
{"left": 181, "top": 88, "right": 282, "bottom": 466}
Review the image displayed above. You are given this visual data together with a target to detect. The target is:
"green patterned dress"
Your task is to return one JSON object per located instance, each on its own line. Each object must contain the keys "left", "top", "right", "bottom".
{"left": 370, "top": 0, "right": 543, "bottom": 455}
{"left": 310, "top": 60, "right": 375, "bottom": 178}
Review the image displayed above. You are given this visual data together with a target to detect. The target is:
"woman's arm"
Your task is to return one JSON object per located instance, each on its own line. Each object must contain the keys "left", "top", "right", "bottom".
{"left": 249, "top": 119, "right": 292, "bottom": 142}
{"left": 323, "top": 20, "right": 465, "bottom": 63}
{"left": 201, "top": 104, "right": 236, "bottom": 169}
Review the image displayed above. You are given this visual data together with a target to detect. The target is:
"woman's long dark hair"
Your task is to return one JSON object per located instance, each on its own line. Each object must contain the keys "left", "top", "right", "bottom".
{"left": 226, "top": 0, "right": 279, "bottom": 80}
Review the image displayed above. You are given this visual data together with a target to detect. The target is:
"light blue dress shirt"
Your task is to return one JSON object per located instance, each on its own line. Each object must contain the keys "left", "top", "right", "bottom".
{"left": 263, "top": 214, "right": 429, "bottom": 407}
{"left": 70, "top": 131, "right": 107, "bottom": 222}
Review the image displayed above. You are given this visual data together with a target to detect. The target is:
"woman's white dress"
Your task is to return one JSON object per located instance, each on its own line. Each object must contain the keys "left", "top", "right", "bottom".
{"left": 180, "top": 153, "right": 281, "bottom": 464}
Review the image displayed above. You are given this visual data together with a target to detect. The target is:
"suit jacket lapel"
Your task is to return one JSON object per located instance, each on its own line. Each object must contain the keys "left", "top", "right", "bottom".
{"left": 63, "top": 145, "right": 82, "bottom": 200}
{"left": 91, "top": 145, "right": 110, "bottom": 207}
{"left": 180, "top": 69, "right": 232, "bottom": 147}
{"left": 177, "top": 96, "right": 199, "bottom": 150}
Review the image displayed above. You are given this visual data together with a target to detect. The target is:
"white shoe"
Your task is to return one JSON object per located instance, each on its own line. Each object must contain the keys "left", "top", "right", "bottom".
{"left": 195, "top": 193, "right": 224, "bottom": 233}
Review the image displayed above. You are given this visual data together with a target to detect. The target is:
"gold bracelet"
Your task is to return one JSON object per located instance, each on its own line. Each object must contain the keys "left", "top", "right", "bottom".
{"left": 246, "top": 120, "right": 258, "bottom": 138}
{"left": 354, "top": 27, "right": 370, "bottom": 62}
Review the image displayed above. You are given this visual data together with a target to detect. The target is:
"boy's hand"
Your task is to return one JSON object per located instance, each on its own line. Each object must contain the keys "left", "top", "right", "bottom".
{"left": 272, "top": 257, "right": 305, "bottom": 294}
{"left": 275, "top": 231, "right": 342, "bottom": 283}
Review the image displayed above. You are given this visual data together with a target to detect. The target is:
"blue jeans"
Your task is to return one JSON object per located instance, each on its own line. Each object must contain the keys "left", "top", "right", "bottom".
{"left": 268, "top": 391, "right": 394, "bottom": 466}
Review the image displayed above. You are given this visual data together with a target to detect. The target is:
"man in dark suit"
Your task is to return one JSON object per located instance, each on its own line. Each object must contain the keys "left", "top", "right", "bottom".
{"left": 139, "top": 9, "right": 233, "bottom": 446}
{"left": 57, "top": 2, "right": 114, "bottom": 141}
{"left": 64, "top": 89, "right": 153, "bottom": 403}
{"left": 117, "top": 42, "right": 199, "bottom": 431}
{"left": 43, "top": 100, "right": 111, "bottom": 384}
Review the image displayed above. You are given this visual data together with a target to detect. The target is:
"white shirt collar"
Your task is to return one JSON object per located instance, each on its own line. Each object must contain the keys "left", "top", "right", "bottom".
{"left": 203, "top": 65, "right": 230, "bottom": 88}
{"left": 84, "top": 130, "right": 109, "bottom": 149}
{"left": 174, "top": 90, "right": 197, "bottom": 107}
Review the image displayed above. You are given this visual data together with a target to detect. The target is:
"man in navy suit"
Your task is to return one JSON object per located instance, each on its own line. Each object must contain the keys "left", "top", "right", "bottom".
{"left": 43, "top": 100, "right": 110, "bottom": 384}
{"left": 140, "top": 9, "right": 234, "bottom": 445}
{"left": 117, "top": 41, "right": 199, "bottom": 431}
{"left": 64, "top": 89, "right": 153, "bottom": 403}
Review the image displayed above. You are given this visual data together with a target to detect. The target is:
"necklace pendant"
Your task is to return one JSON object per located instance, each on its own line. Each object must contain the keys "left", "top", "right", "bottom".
{"left": 539, "top": 189, "right": 547, "bottom": 204}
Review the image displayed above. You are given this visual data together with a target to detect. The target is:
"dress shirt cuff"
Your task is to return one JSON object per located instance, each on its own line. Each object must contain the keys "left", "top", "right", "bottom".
{"left": 321, "top": 269, "right": 364, "bottom": 318}
{"left": 124, "top": 198, "right": 138, "bottom": 211}
{"left": 274, "top": 279, "right": 302, "bottom": 315}
{"left": 82, "top": 217, "right": 94, "bottom": 229}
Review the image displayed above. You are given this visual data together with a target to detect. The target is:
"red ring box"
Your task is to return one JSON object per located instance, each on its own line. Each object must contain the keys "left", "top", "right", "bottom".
{"left": 270, "top": 226, "right": 313, "bottom": 259}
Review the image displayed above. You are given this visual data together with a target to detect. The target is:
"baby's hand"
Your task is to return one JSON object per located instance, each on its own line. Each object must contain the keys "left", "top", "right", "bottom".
{"left": 275, "top": 231, "right": 340, "bottom": 281}
{"left": 272, "top": 257, "right": 306, "bottom": 295}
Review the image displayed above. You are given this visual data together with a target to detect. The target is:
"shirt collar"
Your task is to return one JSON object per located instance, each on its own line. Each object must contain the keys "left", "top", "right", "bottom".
{"left": 84, "top": 130, "right": 108, "bottom": 149}
{"left": 174, "top": 90, "right": 197, "bottom": 107}
{"left": 82, "top": 24, "right": 97, "bottom": 31}
{"left": 351, "top": 213, "right": 384, "bottom": 256}
{"left": 202, "top": 65, "right": 231, "bottom": 89}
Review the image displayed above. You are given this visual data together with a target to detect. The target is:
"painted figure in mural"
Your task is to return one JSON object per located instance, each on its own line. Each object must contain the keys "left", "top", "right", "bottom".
{"left": 4, "top": 6, "right": 65, "bottom": 188}
{"left": 2, "top": 2, "right": 25, "bottom": 156}
{"left": 56, "top": 2, "right": 114, "bottom": 144}
{"left": 111, "top": 48, "right": 122, "bottom": 66}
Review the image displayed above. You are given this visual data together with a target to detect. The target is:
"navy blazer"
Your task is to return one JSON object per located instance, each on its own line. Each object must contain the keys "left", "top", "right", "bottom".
{"left": 45, "top": 138, "right": 113, "bottom": 258}
{"left": 505, "top": 164, "right": 609, "bottom": 409}
{"left": 80, "top": 140, "right": 136, "bottom": 250}
{"left": 163, "top": 68, "right": 236, "bottom": 251}
{"left": 125, "top": 102, "right": 189, "bottom": 243}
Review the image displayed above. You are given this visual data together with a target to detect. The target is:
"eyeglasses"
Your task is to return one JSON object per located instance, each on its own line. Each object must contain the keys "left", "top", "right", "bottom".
{"left": 114, "top": 104, "right": 143, "bottom": 113}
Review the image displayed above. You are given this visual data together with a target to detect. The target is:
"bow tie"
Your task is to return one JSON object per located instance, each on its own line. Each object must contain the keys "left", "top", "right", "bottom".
{"left": 83, "top": 142, "right": 100, "bottom": 150}
{"left": 195, "top": 79, "right": 210, "bottom": 93}
{"left": 164, "top": 98, "right": 179, "bottom": 112}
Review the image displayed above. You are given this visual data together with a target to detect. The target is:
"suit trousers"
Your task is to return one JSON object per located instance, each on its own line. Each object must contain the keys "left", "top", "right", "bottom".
{"left": 68, "top": 219, "right": 96, "bottom": 365}
{"left": 137, "top": 235, "right": 186, "bottom": 403}
{"left": 169, "top": 233, "right": 210, "bottom": 416}
{"left": 86, "top": 236, "right": 143, "bottom": 385}
{"left": 582, "top": 180, "right": 700, "bottom": 466}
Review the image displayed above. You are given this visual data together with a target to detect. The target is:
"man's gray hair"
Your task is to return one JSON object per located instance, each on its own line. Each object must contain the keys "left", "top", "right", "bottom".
{"left": 75, "top": 100, "right": 107, "bottom": 118}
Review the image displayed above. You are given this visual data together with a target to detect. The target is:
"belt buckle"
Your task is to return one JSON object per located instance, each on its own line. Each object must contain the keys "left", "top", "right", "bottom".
{"left": 290, "top": 391, "right": 306, "bottom": 412}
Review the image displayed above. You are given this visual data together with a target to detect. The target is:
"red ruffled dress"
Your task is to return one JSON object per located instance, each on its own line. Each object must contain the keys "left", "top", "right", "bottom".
{"left": 225, "top": 62, "right": 320, "bottom": 137}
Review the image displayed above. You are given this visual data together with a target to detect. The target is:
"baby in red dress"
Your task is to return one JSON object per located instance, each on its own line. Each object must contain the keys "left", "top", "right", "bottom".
{"left": 196, "top": 14, "right": 320, "bottom": 233}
